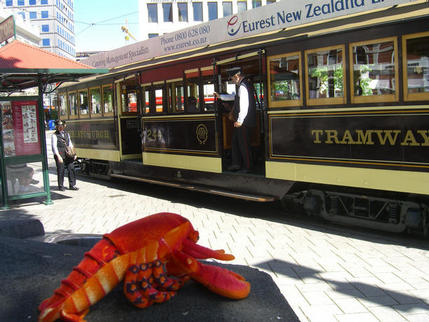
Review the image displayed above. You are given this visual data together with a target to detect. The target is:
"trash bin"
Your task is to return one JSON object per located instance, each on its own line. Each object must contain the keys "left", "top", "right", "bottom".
{"left": 48, "top": 120, "right": 55, "bottom": 130}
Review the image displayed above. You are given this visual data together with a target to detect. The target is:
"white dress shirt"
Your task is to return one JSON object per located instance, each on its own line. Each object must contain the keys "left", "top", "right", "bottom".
{"left": 219, "top": 82, "right": 249, "bottom": 124}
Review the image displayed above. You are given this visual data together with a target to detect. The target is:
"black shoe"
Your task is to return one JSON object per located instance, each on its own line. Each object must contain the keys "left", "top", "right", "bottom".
{"left": 69, "top": 186, "right": 79, "bottom": 191}
{"left": 227, "top": 165, "right": 240, "bottom": 171}
{"left": 59, "top": 186, "right": 65, "bottom": 191}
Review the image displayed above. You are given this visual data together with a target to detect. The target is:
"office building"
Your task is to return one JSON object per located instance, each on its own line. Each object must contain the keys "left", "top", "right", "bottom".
{"left": 139, "top": 0, "right": 277, "bottom": 39}
{"left": 1, "top": 0, "right": 75, "bottom": 59}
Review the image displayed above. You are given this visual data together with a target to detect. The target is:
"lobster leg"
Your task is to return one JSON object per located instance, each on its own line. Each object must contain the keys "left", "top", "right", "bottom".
{"left": 123, "top": 241, "right": 178, "bottom": 308}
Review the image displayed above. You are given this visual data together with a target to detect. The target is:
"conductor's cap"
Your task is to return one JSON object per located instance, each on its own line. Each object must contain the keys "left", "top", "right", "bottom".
{"left": 227, "top": 67, "right": 242, "bottom": 79}
{"left": 55, "top": 119, "right": 65, "bottom": 126}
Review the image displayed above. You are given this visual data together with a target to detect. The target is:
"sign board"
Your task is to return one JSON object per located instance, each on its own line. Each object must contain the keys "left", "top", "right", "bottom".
{"left": 0, "top": 16, "right": 15, "bottom": 44}
{"left": 83, "top": 0, "right": 418, "bottom": 69}
{"left": 1, "top": 100, "right": 41, "bottom": 157}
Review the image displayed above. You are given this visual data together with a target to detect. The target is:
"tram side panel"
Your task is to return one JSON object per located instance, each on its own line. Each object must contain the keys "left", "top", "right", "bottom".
{"left": 266, "top": 108, "right": 429, "bottom": 232}
{"left": 141, "top": 116, "right": 221, "bottom": 173}
{"left": 66, "top": 119, "right": 120, "bottom": 173}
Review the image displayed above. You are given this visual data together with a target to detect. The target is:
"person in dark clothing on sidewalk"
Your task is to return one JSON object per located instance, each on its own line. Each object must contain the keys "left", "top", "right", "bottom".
{"left": 214, "top": 67, "right": 257, "bottom": 173}
{"left": 51, "top": 120, "right": 78, "bottom": 191}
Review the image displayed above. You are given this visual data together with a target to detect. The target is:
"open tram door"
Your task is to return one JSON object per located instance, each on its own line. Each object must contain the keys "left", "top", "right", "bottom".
{"left": 115, "top": 74, "right": 142, "bottom": 161}
{"left": 215, "top": 50, "right": 266, "bottom": 175}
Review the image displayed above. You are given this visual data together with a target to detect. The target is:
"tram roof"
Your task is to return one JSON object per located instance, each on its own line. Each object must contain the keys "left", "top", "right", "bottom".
{"left": 0, "top": 40, "right": 108, "bottom": 92}
{"left": 68, "top": 0, "right": 429, "bottom": 86}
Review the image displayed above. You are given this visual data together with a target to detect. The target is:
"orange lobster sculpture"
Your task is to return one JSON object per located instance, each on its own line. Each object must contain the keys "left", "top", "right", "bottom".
{"left": 38, "top": 212, "right": 250, "bottom": 321}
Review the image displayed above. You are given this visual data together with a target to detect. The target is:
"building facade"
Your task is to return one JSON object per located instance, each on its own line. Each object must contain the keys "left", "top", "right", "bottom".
{"left": 139, "top": 0, "right": 277, "bottom": 40}
{"left": 1, "top": 0, "right": 75, "bottom": 59}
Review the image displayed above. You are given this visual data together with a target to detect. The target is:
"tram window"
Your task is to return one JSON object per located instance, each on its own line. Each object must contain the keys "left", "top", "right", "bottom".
{"left": 350, "top": 38, "right": 398, "bottom": 103}
{"left": 142, "top": 87, "right": 150, "bottom": 114}
{"left": 102, "top": 85, "right": 113, "bottom": 116}
{"left": 89, "top": 87, "right": 101, "bottom": 116}
{"left": 306, "top": 46, "right": 345, "bottom": 106}
{"left": 203, "top": 81, "right": 215, "bottom": 111}
{"left": 78, "top": 89, "right": 89, "bottom": 118}
{"left": 169, "top": 82, "right": 184, "bottom": 113}
{"left": 68, "top": 92, "right": 77, "bottom": 118}
{"left": 268, "top": 52, "right": 302, "bottom": 107}
{"left": 155, "top": 88, "right": 164, "bottom": 113}
{"left": 186, "top": 78, "right": 200, "bottom": 112}
{"left": 403, "top": 33, "right": 429, "bottom": 101}
{"left": 122, "top": 91, "right": 137, "bottom": 113}
{"left": 58, "top": 93, "right": 67, "bottom": 118}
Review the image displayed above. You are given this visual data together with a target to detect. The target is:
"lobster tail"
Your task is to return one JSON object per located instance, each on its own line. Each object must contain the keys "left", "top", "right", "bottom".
{"left": 38, "top": 238, "right": 122, "bottom": 322}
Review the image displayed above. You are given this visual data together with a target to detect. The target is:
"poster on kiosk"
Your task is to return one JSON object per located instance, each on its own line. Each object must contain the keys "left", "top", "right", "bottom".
{"left": 1, "top": 99, "right": 44, "bottom": 199}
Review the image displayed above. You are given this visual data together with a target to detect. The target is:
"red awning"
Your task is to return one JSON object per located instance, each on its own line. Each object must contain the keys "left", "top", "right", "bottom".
{"left": 0, "top": 40, "right": 108, "bottom": 92}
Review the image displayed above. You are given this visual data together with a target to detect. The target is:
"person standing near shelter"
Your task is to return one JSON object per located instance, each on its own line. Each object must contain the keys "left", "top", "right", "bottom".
{"left": 214, "top": 67, "right": 257, "bottom": 173}
{"left": 51, "top": 120, "right": 78, "bottom": 191}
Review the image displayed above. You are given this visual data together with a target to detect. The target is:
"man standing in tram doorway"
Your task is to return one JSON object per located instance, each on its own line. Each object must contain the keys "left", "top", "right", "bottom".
{"left": 51, "top": 120, "right": 78, "bottom": 191}
{"left": 214, "top": 67, "right": 257, "bottom": 173}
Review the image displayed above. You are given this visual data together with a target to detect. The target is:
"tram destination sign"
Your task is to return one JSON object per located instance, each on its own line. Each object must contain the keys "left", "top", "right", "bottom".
{"left": 83, "top": 0, "right": 418, "bottom": 69}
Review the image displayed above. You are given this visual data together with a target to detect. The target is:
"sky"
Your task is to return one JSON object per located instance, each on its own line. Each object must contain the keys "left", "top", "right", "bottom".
{"left": 74, "top": 0, "right": 140, "bottom": 52}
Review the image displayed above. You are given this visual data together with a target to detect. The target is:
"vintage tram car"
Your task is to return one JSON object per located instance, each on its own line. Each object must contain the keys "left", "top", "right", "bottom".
{"left": 57, "top": 2, "right": 429, "bottom": 235}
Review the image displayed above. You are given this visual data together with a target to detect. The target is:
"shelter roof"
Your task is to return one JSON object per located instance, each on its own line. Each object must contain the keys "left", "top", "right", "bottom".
{"left": 0, "top": 40, "right": 107, "bottom": 92}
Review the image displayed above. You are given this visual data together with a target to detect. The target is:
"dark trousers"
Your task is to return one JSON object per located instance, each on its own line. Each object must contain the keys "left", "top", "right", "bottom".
{"left": 232, "top": 125, "right": 253, "bottom": 170}
{"left": 54, "top": 155, "right": 76, "bottom": 188}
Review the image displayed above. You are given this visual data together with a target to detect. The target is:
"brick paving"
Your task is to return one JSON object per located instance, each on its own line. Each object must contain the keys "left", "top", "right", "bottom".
{"left": 2, "top": 131, "right": 429, "bottom": 321}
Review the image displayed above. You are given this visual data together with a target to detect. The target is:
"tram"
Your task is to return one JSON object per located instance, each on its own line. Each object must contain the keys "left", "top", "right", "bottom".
{"left": 57, "top": 1, "right": 429, "bottom": 235}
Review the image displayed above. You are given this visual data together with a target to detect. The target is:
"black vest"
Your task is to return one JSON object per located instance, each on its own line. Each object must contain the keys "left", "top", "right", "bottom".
{"left": 233, "top": 78, "right": 257, "bottom": 127}
{"left": 55, "top": 131, "right": 70, "bottom": 158}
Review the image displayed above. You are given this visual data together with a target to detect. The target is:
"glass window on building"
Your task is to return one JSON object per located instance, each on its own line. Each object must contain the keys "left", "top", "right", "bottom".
{"left": 193, "top": 2, "right": 203, "bottom": 21}
{"left": 41, "top": 11, "right": 49, "bottom": 18}
{"left": 163, "top": 3, "right": 173, "bottom": 22}
{"left": 147, "top": 4, "right": 158, "bottom": 23}
{"left": 222, "top": 2, "right": 232, "bottom": 17}
{"left": 41, "top": 0, "right": 48, "bottom": 4}
{"left": 148, "top": 33, "right": 158, "bottom": 38}
{"left": 178, "top": 3, "right": 188, "bottom": 22}
{"left": 30, "top": 12, "right": 37, "bottom": 19}
{"left": 6, "top": 0, "right": 13, "bottom": 7}
{"left": 41, "top": 24, "right": 49, "bottom": 32}
{"left": 29, "top": 0, "right": 36, "bottom": 4}
{"left": 18, "top": 0, "right": 24, "bottom": 5}
{"left": 208, "top": 2, "right": 218, "bottom": 20}
{"left": 42, "top": 38, "right": 50, "bottom": 46}
{"left": 237, "top": 1, "right": 247, "bottom": 12}
{"left": 252, "top": 0, "right": 262, "bottom": 8}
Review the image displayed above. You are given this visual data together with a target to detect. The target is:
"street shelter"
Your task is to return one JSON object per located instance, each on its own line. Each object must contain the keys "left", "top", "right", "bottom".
{"left": 0, "top": 40, "right": 107, "bottom": 208}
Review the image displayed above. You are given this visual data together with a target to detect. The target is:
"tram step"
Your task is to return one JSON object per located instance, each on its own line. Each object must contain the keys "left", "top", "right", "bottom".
{"left": 110, "top": 173, "right": 275, "bottom": 202}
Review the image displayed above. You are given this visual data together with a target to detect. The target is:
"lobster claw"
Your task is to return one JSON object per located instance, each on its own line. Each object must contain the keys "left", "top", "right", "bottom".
{"left": 190, "top": 261, "right": 251, "bottom": 300}
{"left": 168, "top": 239, "right": 250, "bottom": 300}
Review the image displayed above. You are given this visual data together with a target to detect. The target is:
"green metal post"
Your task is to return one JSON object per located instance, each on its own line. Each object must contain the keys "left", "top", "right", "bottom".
{"left": 0, "top": 114, "right": 9, "bottom": 210}
{"left": 38, "top": 78, "right": 52, "bottom": 205}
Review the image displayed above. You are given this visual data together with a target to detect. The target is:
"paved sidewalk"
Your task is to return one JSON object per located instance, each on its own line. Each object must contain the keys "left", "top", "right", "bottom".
{"left": 1, "top": 131, "right": 429, "bottom": 321}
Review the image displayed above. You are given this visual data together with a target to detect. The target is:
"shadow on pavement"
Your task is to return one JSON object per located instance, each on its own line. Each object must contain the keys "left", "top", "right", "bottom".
{"left": 0, "top": 236, "right": 299, "bottom": 322}
{"left": 256, "top": 259, "right": 428, "bottom": 313}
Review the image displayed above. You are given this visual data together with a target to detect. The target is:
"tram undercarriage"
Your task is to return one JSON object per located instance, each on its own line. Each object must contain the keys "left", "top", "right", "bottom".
{"left": 78, "top": 158, "right": 429, "bottom": 237}
{"left": 290, "top": 188, "right": 429, "bottom": 237}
